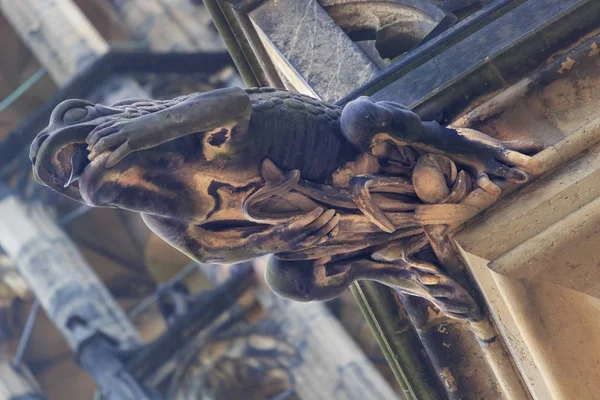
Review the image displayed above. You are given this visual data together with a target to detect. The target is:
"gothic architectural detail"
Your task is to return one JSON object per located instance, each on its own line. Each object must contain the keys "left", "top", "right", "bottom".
{"left": 29, "top": 87, "right": 541, "bottom": 320}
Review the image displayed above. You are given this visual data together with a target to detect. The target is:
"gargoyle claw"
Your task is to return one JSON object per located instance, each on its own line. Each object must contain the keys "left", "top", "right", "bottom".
{"left": 411, "top": 265, "right": 480, "bottom": 320}
{"left": 295, "top": 209, "right": 339, "bottom": 248}
{"left": 443, "top": 170, "right": 471, "bottom": 204}
{"left": 85, "top": 118, "right": 135, "bottom": 167}
{"left": 243, "top": 168, "right": 302, "bottom": 224}
{"left": 86, "top": 119, "right": 121, "bottom": 147}
{"left": 485, "top": 158, "right": 528, "bottom": 183}
{"left": 349, "top": 175, "right": 415, "bottom": 233}
{"left": 280, "top": 207, "right": 340, "bottom": 251}
{"left": 370, "top": 240, "right": 480, "bottom": 320}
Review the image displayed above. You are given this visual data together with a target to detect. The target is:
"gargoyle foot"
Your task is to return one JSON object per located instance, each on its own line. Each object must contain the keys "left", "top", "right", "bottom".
{"left": 406, "top": 257, "right": 480, "bottom": 320}
{"left": 243, "top": 159, "right": 334, "bottom": 225}
{"left": 373, "top": 239, "right": 480, "bottom": 319}
{"left": 252, "top": 207, "right": 340, "bottom": 254}
{"left": 265, "top": 251, "right": 480, "bottom": 320}
{"left": 243, "top": 167, "right": 303, "bottom": 224}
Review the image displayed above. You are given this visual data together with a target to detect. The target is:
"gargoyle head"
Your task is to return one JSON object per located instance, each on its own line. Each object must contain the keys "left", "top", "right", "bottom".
{"left": 30, "top": 98, "right": 147, "bottom": 204}
{"left": 30, "top": 91, "right": 259, "bottom": 225}
{"left": 29, "top": 97, "right": 206, "bottom": 220}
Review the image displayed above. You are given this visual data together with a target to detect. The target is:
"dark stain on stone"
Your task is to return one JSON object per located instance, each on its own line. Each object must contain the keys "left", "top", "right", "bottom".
{"left": 143, "top": 170, "right": 186, "bottom": 193}
{"left": 208, "top": 128, "right": 229, "bottom": 147}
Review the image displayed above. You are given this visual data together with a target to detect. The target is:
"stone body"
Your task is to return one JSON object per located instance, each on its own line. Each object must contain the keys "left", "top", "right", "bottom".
{"left": 29, "top": 87, "right": 541, "bottom": 319}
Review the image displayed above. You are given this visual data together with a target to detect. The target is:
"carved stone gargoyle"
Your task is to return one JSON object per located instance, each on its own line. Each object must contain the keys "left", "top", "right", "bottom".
{"left": 29, "top": 87, "right": 542, "bottom": 320}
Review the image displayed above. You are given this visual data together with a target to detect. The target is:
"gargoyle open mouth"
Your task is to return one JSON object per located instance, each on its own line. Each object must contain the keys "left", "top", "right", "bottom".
{"left": 30, "top": 96, "right": 157, "bottom": 205}
{"left": 63, "top": 145, "right": 90, "bottom": 188}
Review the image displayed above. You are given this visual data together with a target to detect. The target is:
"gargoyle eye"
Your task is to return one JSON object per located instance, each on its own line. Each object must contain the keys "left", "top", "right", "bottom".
{"left": 63, "top": 107, "right": 88, "bottom": 123}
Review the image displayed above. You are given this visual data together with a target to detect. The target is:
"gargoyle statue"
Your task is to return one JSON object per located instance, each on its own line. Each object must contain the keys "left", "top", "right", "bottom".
{"left": 30, "top": 87, "right": 542, "bottom": 320}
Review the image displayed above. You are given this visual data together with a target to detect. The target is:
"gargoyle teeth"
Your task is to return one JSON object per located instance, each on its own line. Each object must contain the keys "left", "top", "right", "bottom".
{"left": 64, "top": 148, "right": 90, "bottom": 188}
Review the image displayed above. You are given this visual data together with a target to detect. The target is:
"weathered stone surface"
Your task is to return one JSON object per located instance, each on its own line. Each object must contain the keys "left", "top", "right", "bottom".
{"left": 249, "top": 0, "right": 379, "bottom": 102}
{"left": 371, "top": 0, "right": 594, "bottom": 110}
{"left": 450, "top": 21, "right": 600, "bottom": 400}
{"left": 458, "top": 139, "right": 600, "bottom": 261}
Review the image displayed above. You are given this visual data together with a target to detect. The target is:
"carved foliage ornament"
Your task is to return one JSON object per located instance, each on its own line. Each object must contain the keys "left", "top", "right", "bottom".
{"left": 29, "top": 87, "right": 542, "bottom": 320}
